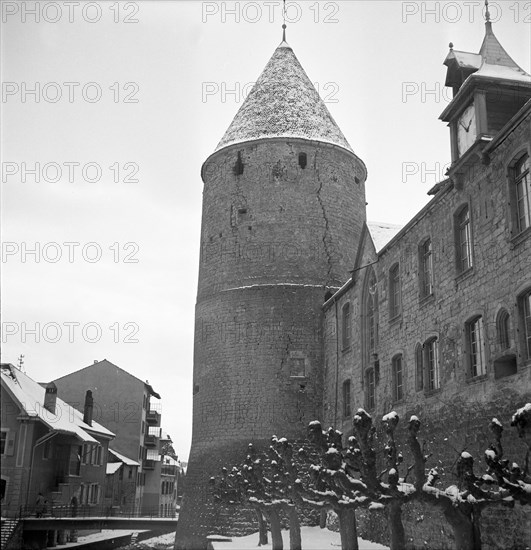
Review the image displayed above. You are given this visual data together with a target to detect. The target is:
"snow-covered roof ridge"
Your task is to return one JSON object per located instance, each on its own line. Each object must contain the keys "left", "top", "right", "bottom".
{"left": 367, "top": 221, "right": 404, "bottom": 253}
{"left": 215, "top": 42, "right": 354, "bottom": 154}
{"left": 109, "top": 448, "right": 140, "bottom": 466}
{"left": 1, "top": 363, "right": 114, "bottom": 442}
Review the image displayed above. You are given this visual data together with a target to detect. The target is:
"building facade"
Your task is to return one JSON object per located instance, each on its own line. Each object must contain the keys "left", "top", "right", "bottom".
{"left": 53, "top": 359, "right": 163, "bottom": 514}
{"left": 1, "top": 364, "right": 114, "bottom": 522}
{"left": 177, "top": 16, "right": 531, "bottom": 550}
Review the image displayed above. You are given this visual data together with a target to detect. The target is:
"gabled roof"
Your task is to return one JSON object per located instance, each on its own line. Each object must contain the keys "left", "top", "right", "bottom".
{"left": 109, "top": 448, "right": 139, "bottom": 467}
{"left": 215, "top": 40, "right": 354, "bottom": 154}
{"left": 367, "top": 222, "right": 403, "bottom": 253}
{"left": 54, "top": 359, "right": 161, "bottom": 399}
{"left": 1, "top": 363, "right": 114, "bottom": 442}
{"left": 106, "top": 462, "right": 122, "bottom": 475}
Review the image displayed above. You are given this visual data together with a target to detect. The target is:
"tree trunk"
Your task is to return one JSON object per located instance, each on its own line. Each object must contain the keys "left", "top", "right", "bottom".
{"left": 288, "top": 507, "right": 302, "bottom": 550}
{"left": 444, "top": 508, "right": 478, "bottom": 550}
{"left": 388, "top": 501, "right": 405, "bottom": 550}
{"left": 337, "top": 509, "right": 358, "bottom": 550}
{"left": 269, "top": 508, "right": 284, "bottom": 550}
{"left": 319, "top": 509, "right": 327, "bottom": 529}
{"left": 254, "top": 508, "right": 268, "bottom": 546}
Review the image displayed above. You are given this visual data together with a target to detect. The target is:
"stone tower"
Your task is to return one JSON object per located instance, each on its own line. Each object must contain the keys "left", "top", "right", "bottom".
{"left": 175, "top": 37, "right": 367, "bottom": 549}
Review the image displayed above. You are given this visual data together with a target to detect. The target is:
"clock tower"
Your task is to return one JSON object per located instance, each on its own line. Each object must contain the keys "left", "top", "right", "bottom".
{"left": 440, "top": 2, "right": 531, "bottom": 185}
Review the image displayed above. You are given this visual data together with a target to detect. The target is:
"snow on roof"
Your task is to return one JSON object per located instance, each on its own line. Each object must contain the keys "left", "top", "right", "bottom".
{"left": 106, "top": 462, "right": 122, "bottom": 475}
{"left": 447, "top": 50, "right": 482, "bottom": 70}
{"left": 109, "top": 448, "right": 140, "bottom": 466}
{"left": 472, "top": 62, "right": 531, "bottom": 83}
{"left": 367, "top": 222, "right": 403, "bottom": 253}
{"left": 1, "top": 363, "right": 114, "bottom": 442}
{"left": 215, "top": 41, "right": 354, "bottom": 154}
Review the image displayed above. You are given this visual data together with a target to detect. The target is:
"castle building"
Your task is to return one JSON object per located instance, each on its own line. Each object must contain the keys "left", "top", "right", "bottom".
{"left": 177, "top": 17, "right": 530, "bottom": 550}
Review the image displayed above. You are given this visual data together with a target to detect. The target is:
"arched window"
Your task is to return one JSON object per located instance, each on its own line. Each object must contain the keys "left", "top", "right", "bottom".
{"left": 496, "top": 309, "right": 510, "bottom": 350}
{"left": 365, "top": 271, "right": 378, "bottom": 361}
{"left": 514, "top": 153, "right": 530, "bottom": 233}
{"left": 392, "top": 355, "right": 404, "bottom": 402}
{"left": 415, "top": 344, "right": 423, "bottom": 391}
{"left": 389, "top": 264, "right": 401, "bottom": 318}
{"left": 299, "top": 152, "right": 308, "bottom": 169}
{"left": 342, "top": 303, "right": 351, "bottom": 350}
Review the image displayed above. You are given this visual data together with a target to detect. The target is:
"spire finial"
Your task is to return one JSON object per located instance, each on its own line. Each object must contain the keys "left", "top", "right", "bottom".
{"left": 485, "top": 0, "right": 491, "bottom": 22}
{"left": 282, "top": 0, "right": 287, "bottom": 42}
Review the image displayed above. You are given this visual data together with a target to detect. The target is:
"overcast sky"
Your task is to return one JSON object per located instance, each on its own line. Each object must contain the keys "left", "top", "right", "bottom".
{"left": 2, "top": 1, "right": 530, "bottom": 460}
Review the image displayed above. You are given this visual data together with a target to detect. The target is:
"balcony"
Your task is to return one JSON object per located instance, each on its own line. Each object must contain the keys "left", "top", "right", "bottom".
{"left": 143, "top": 459, "right": 155, "bottom": 470}
{"left": 144, "top": 434, "right": 158, "bottom": 447}
{"left": 146, "top": 410, "right": 161, "bottom": 426}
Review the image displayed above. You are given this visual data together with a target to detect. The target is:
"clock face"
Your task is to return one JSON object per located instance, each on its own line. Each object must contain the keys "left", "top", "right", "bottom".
{"left": 457, "top": 103, "right": 477, "bottom": 156}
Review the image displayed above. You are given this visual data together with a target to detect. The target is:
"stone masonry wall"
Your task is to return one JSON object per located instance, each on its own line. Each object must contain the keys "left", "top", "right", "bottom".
{"left": 322, "top": 111, "right": 531, "bottom": 548}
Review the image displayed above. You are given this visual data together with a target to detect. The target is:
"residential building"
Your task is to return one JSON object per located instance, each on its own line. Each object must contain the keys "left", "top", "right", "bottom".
{"left": 52, "top": 359, "right": 162, "bottom": 514}
{"left": 1, "top": 363, "right": 114, "bottom": 518}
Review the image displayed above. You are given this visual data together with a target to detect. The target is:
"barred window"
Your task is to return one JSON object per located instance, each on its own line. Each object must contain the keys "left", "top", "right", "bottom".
{"left": 392, "top": 355, "right": 404, "bottom": 402}
{"left": 425, "top": 338, "right": 440, "bottom": 391}
{"left": 496, "top": 309, "right": 510, "bottom": 350}
{"left": 389, "top": 264, "right": 401, "bottom": 319}
{"left": 467, "top": 316, "right": 486, "bottom": 377}
{"left": 456, "top": 206, "right": 473, "bottom": 272}
{"left": 514, "top": 154, "right": 530, "bottom": 233}
{"left": 419, "top": 238, "right": 434, "bottom": 297}
{"left": 342, "top": 380, "right": 351, "bottom": 418}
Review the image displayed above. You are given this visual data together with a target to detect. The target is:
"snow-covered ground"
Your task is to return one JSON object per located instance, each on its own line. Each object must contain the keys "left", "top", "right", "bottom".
{"left": 138, "top": 527, "right": 390, "bottom": 550}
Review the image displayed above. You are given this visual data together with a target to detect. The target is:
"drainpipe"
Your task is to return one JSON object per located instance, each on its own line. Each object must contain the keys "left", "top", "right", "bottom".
{"left": 334, "top": 300, "right": 339, "bottom": 428}
{"left": 25, "top": 431, "right": 59, "bottom": 513}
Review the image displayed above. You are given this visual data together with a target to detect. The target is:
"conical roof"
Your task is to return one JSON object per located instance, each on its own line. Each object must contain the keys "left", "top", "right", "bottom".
{"left": 479, "top": 22, "right": 524, "bottom": 69}
{"left": 215, "top": 41, "right": 353, "bottom": 154}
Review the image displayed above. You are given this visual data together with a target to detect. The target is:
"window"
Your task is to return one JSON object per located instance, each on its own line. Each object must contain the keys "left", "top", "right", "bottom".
{"left": 415, "top": 344, "right": 423, "bottom": 391}
{"left": 496, "top": 309, "right": 510, "bottom": 350}
{"left": 519, "top": 290, "right": 531, "bottom": 359}
{"left": 342, "top": 380, "right": 351, "bottom": 417}
{"left": 365, "top": 272, "right": 378, "bottom": 362}
{"left": 425, "top": 338, "right": 440, "bottom": 391}
{"left": 43, "top": 439, "right": 52, "bottom": 460}
{"left": 419, "top": 239, "right": 433, "bottom": 297}
{"left": 392, "top": 355, "right": 404, "bottom": 402}
{"left": 290, "top": 357, "right": 305, "bottom": 378}
{"left": 389, "top": 264, "right": 401, "bottom": 318}
{"left": 514, "top": 153, "right": 530, "bottom": 233}
{"left": 0, "top": 431, "right": 6, "bottom": 455}
{"left": 456, "top": 205, "right": 473, "bottom": 272}
{"left": 365, "top": 369, "right": 375, "bottom": 410}
{"left": 299, "top": 152, "right": 307, "bottom": 169}
{"left": 467, "top": 317, "right": 486, "bottom": 377}
{"left": 342, "top": 303, "right": 351, "bottom": 349}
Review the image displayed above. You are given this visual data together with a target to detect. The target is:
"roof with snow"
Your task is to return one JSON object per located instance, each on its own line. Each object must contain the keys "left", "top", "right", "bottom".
{"left": 443, "top": 21, "right": 530, "bottom": 93}
{"left": 367, "top": 222, "right": 403, "bottom": 253}
{"left": 106, "top": 462, "right": 122, "bottom": 475}
{"left": 109, "top": 448, "right": 140, "bottom": 467}
{"left": 1, "top": 363, "right": 114, "bottom": 442}
{"left": 215, "top": 40, "right": 354, "bottom": 154}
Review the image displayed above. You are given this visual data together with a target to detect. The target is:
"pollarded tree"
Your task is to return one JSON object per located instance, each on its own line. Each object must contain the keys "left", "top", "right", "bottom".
{"left": 407, "top": 406, "right": 531, "bottom": 550}
{"left": 296, "top": 420, "right": 374, "bottom": 550}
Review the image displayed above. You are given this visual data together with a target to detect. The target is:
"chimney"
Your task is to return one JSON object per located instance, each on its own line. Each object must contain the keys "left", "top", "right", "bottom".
{"left": 83, "top": 390, "right": 94, "bottom": 426}
{"left": 43, "top": 382, "right": 57, "bottom": 414}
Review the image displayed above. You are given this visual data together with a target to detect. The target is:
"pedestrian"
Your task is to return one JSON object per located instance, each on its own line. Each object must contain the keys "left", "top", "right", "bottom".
{"left": 35, "top": 493, "right": 45, "bottom": 518}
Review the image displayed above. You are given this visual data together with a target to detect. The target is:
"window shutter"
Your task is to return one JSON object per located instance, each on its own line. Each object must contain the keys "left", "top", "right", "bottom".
{"left": 5, "top": 431, "right": 16, "bottom": 456}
